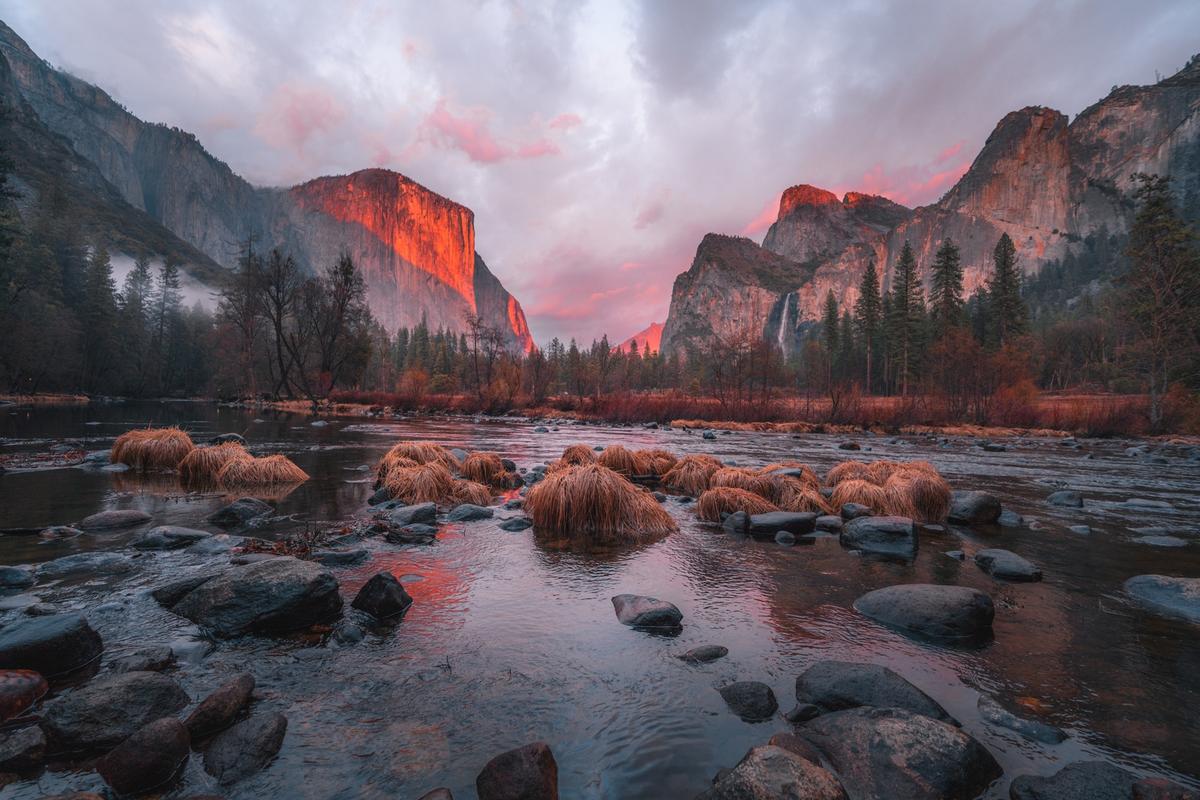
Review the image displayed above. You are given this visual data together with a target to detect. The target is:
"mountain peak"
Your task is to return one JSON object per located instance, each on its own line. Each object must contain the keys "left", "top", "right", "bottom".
{"left": 618, "top": 322, "right": 664, "bottom": 353}
{"left": 777, "top": 184, "right": 840, "bottom": 219}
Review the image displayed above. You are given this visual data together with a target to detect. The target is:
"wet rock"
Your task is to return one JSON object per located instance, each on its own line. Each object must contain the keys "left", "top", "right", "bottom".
{"left": 0, "top": 669, "right": 48, "bottom": 723}
{"left": 43, "top": 671, "right": 189, "bottom": 750}
{"left": 794, "top": 660, "right": 953, "bottom": 722}
{"left": 0, "top": 566, "right": 34, "bottom": 591}
{"left": 504, "top": 498, "right": 523, "bottom": 510}
{"left": 367, "top": 487, "right": 390, "bottom": 505}
{"left": 0, "top": 724, "right": 46, "bottom": 771}
{"left": 801, "top": 707, "right": 1001, "bottom": 800}
{"left": 310, "top": 549, "right": 369, "bottom": 566}
{"left": 108, "top": 645, "right": 175, "bottom": 673}
{"left": 476, "top": 741, "right": 558, "bottom": 800}
{"left": 417, "top": 790, "right": 455, "bottom": 800}
{"left": 837, "top": 441, "right": 860, "bottom": 451}
{"left": 211, "top": 433, "right": 246, "bottom": 445}
{"left": 96, "top": 717, "right": 190, "bottom": 795}
{"left": 611, "top": 594, "right": 682, "bottom": 630}
{"left": 450, "top": 448, "right": 470, "bottom": 462}
{"left": 133, "top": 525, "right": 212, "bottom": 550}
{"left": 78, "top": 509, "right": 152, "bottom": 531}
{"left": 1009, "top": 760, "right": 1141, "bottom": 800}
{"left": 749, "top": 511, "right": 817, "bottom": 537}
{"left": 976, "top": 695, "right": 1065, "bottom": 744}
{"left": 185, "top": 674, "right": 255, "bottom": 740}
{"left": 678, "top": 645, "right": 728, "bottom": 664}
{"left": 203, "top": 712, "right": 287, "bottom": 785}
{"left": 997, "top": 509, "right": 1024, "bottom": 527}
{"left": 775, "top": 531, "right": 795, "bottom": 545}
{"left": 447, "top": 504, "right": 494, "bottom": 522}
{"left": 1133, "top": 777, "right": 1200, "bottom": 799}
{"left": 499, "top": 517, "right": 533, "bottom": 532}
{"left": 1122, "top": 498, "right": 1174, "bottom": 510}
{"left": 0, "top": 613, "right": 103, "bottom": 680}
{"left": 697, "top": 744, "right": 848, "bottom": 800}
{"left": 167, "top": 558, "right": 343, "bottom": 637}
{"left": 784, "top": 703, "right": 821, "bottom": 723}
{"left": 1047, "top": 490, "right": 1083, "bottom": 507}
{"left": 1123, "top": 575, "right": 1200, "bottom": 623}
{"left": 38, "top": 525, "right": 84, "bottom": 539}
{"left": 38, "top": 794, "right": 105, "bottom": 800}
{"left": 854, "top": 584, "right": 994, "bottom": 642}
{"left": 722, "top": 511, "right": 750, "bottom": 535}
{"left": 702, "top": 430, "right": 717, "bottom": 440}
{"left": 1134, "top": 535, "right": 1187, "bottom": 547}
{"left": 839, "top": 516, "right": 916, "bottom": 558}
{"left": 840, "top": 503, "right": 872, "bottom": 520}
{"left": 944, "top": 550, "right": 965, "bottom": 560}
{"left": 947, "top": 491, "right": 1001, "bottom": 525}
{"left": 975, "top": 548, "right": 1043, "bottom": 582}
{"left": 188, "top": 534, "right": 243, "bottom": 555}
{"left": 1069, "top": 525, "right": 1092, "bottom": 535}
{"left": 38, "top": 552, "right": 133, "bottom": 579}
{"left": 331, "top": 620, "right": 364, "bottom": 646}
{"left": 207, "top": 498, "right": 273, "bottom": 529}
{"left": 351, "top": 572, "right": 413, "bottom": 620}
{"left": 719, "top": 681, "right": 778, "bottom": 722}
{"left": 151, "top": 573, "right": 221, "bottom": 607}
{"left": 389, "top": 502, "right": 438, "bottom": 526}
{"left": 766, "top": 732, "right": 825, "bottom": 765}
{"left": 533, "top": 425, "right": 549, "bottom": 433}
{"left": 815, "top": 515, "right": 843, "bottom": 532}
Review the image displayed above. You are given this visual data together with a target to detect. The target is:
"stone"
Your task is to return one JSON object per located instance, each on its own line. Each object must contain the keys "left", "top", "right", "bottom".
{"left": 0, "top": 724, "right": 46, "bottom": 772}
{"left": 133, "top": 525, "right": 212, "bottom": 550}
{"left": 839, "top": 516, "right": 916, "bottom": 558}
{"left": 976, "top": 695, "right": 1065, "bottom": 744}
{"left": 722, "top": 511, "right": 750, "bottom": 535}
{"left": 388, "top": 502, "right": 438, "bottom": 526}
{"left": 678, "top": 645, "right": 728, "bottom": 664}
{"left": 1069, "top": 525, "right": 1092, "bottom": 535}
{"left": 0, "top": 613, "right": 103, "bottom": 680}
{"left": 447, "top": 504, "right": 494, "bottom": 522}
{"left": 794, "top": 660, "right": 953, "bottom": 722}
{"left": 0, "top": 669, "right": 48, "bottom": 723}
{"left": 854, "top": 584, "right": 994, "bottom": 642}
{"left": 997, "top": 508, "right": 1024, "bottom": 527}
{"left": 0, "top": 566, "right": 34, "bottom": 591}
{"left": 417, "top": 790, "right": 455, "bottom": 800}
{"left": 504, "top": 498, "right": 523, "bottom": 509}
{"left": 384, "top": 523, "right": 439, "bottom": 544}
{"left": 801, "top": 707, "right": 1001, "bottom": 800}
{"left": 1009, "top": 760, "right": 1140, "bottom": 800}
{"left": 702, "top": 430, "right": 717, "bottom": 440}
{"left": 697, "top": 745, "right": 848, "bottom": 800}
{"left": 38, "top": 525, "right": 84, "bottom": 539}
{"left": 331, "top": 621, "right": 364, "bottom": 646}
{"left": 42, "top": 671, "right": 189, "bottom": 750}
{"left": 185, "top": 673, "right": 255, "bottom": 740}
{"left": 38, "top": 552, "right": 132, "bottom": 579}
{"left": 1133, "top": 778, "right": 1199, "bottom": 799}
{"left": 367, "top": 487, "right": 390, "bottom": 505}
{"left": 188, "top": 534, "right": 243, "bottom": 554}
{"left": 611, "top": 594, "right": 682, "bottom": 630}
{"left": 351, "top": 572, "right": 413, "bottom": 620}
{"left": 840, "top": 503, "right": 872, "bottom": 520}
{"left": 203, "top": 712, "right": 287, "bottom": 785}
{"left": 476, "top": 741, "right": 558, "bottom": 800}
{"left": 974, "top": 548, "right": 1043, "bottom": 581}
{"left": 1122, "top": 498, "right": 1174, "bottom": 510}
{"left": 1124, "top": 575, "right": 1200, "bottom": 623}
{"left": 784, "top": 703, "right": 821, "bottom": 723}
{"left": 108, "top": 645, "right": 175, "bottom": 673}
{"left": 838, "top": 441, "right": 860, "bottom": 450}
{"left": 310, "top": 549, "right": 369, "bottom": 566}
{"left": 815, "top": 515, "right": 842, "bottom": 532}
{"left": 775, "top": 531, "right": 795, "bottom": 545}
{"left": 78, "top": 509, "right": 152, "bottom": 531}
{"left": 748, "top": 511, "right": 817, "bottom": 537}
{"left": 1047, "top": 490, "right": 1083, "bottom": 507}
{"left": 947, "top": 491, "right": 1001, "bottom": 525}
{"left": 96, "top": 717, "right": 190, "bottom": 795}
{"left": 766, "top": 732, "right": 825, "bottom": 764}
{"left": 718, "top": 681, "right": 778, "bottom": 722}
{"left": 211, "top": 433, "right": 246, "bottom": 445}
{"left": 499, "top": 517, "right": 533, "bottom": 532}
{"left": 206, "top": 498, "right": 273, "bottom": 529}
{"left": 167, "top": 558, "right": 343, "bottom": 637}
{"left": 1134, "top": 535, "right": 1187, "bottom": 547}
{"left": 151, "top": 573, "right": 221, "bottom": 607}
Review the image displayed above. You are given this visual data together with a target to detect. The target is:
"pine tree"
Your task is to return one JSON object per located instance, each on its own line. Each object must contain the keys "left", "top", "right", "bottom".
{"left": 854, "top": 260, "right": 883, "bottom": 392}
{"left": 987, "top": 233, "right": 1028, "bottom": 346}
{"left": 929, "top": 238, "right": 964, "bottom": 339}
{"left": 80, "top": 246, "right": 118, "bottom": 390}
{"left": 821, "top": 290, "right": 839, "bottom": 355}
{"left": 119, "top": 254, "right": 154, "bottom": 391}
{"left": 151, "top": 257, "right": 183, "bottom": 390}
{"left": 888, "top": 241, "right": 925, "bottom": 395}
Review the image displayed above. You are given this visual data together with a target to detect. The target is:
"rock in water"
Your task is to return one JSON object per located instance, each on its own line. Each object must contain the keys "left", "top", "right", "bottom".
{"left": 1046, "top": 490, "right": 1083, "bottom": 507}
{"left": 697, "top": 745, "right": 848, "bottom": 800}
{"left": 1009, "top": 761, "right": 1142, "bottom": 800}
{"left": 185, "top": 673, "right": 256, "bottom": 740}
{"left": 132, "top": 525, "right": 212, "bottom": 550}
{"left": 206, "top": 498, "right": 273, "bottom": 529}
{"left": 0, "top": 725, "right": 46, "bottom": 772}
{"left": 167, "top": 557, "right": 343, "bottom": 637}
{"left": 0, "top": 613, "right": 103, "bottom": 680}
{"left": 203, "top": 712, "right": 287, "bottom": 785}
{"left": 351, "top": 572, "right": 414, "bottom": 620}
{"left": 417, "top": 790, "right": 455, "bottom": 800}
{"left": 976, "top": 695, "right": 1065, "bottom": 744}
{"left": 801, "top": 707, "right": 1001, "bottom": 800}
{"left": 447, "top": 504, "right": 493, "bottom": 522}
{"left": 78, "top": 509, "right": 152, "bottom": 531}
{"left": 42, "top": 671, "right": 189, "bottom": 750}
{"left": 0, "top": 566, "right": 34, "bottom": 591}
{"left": 794, "top": 660, "right": 952, "bottom": 722}
{"left": 107, "top": 645, "right": 176, "bottom": 674}
{"left": 678, "top": 645, "right": 728, "bottom": 664}
{"left": 947, "top": 491, "right": 1001, "bottom": 525}
{"left": 974, "top": 548, "right": 1042, "bottom": 581}
{"left": 853, "top": 584, "right": 994, "bottom": 642}
{"left": 839, "top": 516, "right": 916, "bottom": 558}
{"left": 1123, "top": 575, "right": 1200, "bottom": 623}
{"left": 96, "top": 717, "right": 190, "bottom": 795}
{"left": 389, "top": 502, "right": 438, "bottom": 526}
{"left": 611, "top": 594, "right": 682, "bottom": 630}
{"left": 476, "top": 741, "right": 558, "bottom": 800}
{"left": 748, "top": 512, "right": 817, "bottom": 537}
{"left": 0, "top": 669, "right": 48, "bottom": 722}
{"left": 718, "top": 681, "right": 778, "bottom": 722}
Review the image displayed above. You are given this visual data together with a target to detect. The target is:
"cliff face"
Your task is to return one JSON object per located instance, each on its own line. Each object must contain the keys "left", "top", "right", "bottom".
{"left": 0, "top": 21, "right": 533, "bottom": 351}
{"left": 618, "top": 322, "right": 664, "bottom": 354}
{"left": 662, "top": 56, "right": 1200, "bottom": 358}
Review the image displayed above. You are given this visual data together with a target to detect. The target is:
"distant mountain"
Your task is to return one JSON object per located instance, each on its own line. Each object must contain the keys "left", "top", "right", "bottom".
{"left": 0, "top": 21, "right": 534, "bottom": 351}
{"left": 617, "top": 321, "right": 663, "bottom": 354}
{"left": 662, "top": 55, "right": 1200, "bottom": 358}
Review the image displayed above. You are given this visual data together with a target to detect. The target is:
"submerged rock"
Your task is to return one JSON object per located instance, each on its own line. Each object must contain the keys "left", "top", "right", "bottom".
{"left": 96, "top": 717, "right": 190, "bottom": 795}
{"left": 718, "top": 681, "right": 778, "bottom": 722}
{"left": 133, "top": 525, "right": 212, "bottom": 550}
{"left": 722, "top": 511, "right": 750, "bottom": 535}
{"left": 1009, "top": 761, "right": 1142, "bottom": 800}
{"left": 203, "top": 712, "right": 287, "bottom": 785}
{"left": 207, "top": 498, "right": 273, "bottom": 529}
{"left": 611, "top": 594, "right": 682, "bottom": 630}
{"left": 854, "top": 584, "right": 994, "bottom": 642}
{"left": 78, "top": 509, "right": 152, "bottom": 531}
{"left": 447, "top": 504, "right": 494, "bottom": 522}
{"left": 310, "top": 548, "right": 369, "bottom": 566}
{"left": 839, "top": 516, "right": 916, "bottom": 558}
{"left": 186, "top": 673, "right": 255, "bottom": 740}
{"left": 38, "top": 552, "right": 132, "bottom": 579}
{"left": 476, "top": 741, "right": 558, "bottom": 800}
{"left": 351, "top": 572, "right": 413, "bottom": 620}
{"left": 499, "top": 517, "right": 533, "bottom": 532}
{"left": 42, "top": 671, "right": 189, "bottom": 750}
{"left": 678, "top": 645, "right": 728, "bottom": 664}
{"left": 794, "top": 660, "right": 953, "bottom": 722}
{"left": 947, "top": 491, "right": 1001, "bottom": 525}
{"left": 974, "top": 548, "right": 1043, "bottom": 582}
{"left": 0, "top": 566, "right": 34, "bottom": 591}
{"left": 108, "top": 645, "right": 175, "bottom": 674}
{"left": 976, "top": 695, "right": 1066, "bottom": 744}
{"left": 697, "top": 745, "right": 848, "bottom": 800}
{"left": 1123, "top": 575, "right": 1200, "bottom": 623}
{"left": 1047, "top": 490, "right": 1083, "bottom": 507}
{"left": 748, "top": 512, "right": 817, "bottom": 537}
{"left": 0, "top": 613, "right": 103, "bottom": 680}
{"left": 840, "top": 503, "right": 873, "bottom": 520}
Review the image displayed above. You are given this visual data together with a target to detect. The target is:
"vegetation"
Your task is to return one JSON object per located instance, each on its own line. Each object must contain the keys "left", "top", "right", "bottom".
{"left": 110, "top": 427, "right": 195, "bottom": 471}
{"left": 524, "top": 463, "right": 677, "bottom": 544}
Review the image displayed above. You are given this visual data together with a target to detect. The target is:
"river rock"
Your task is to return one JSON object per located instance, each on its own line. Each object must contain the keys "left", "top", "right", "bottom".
{"left": 794, "top": 660, "right": 953, "bottom": 722}
{"left": 839, "top": 516, "right": 916, "bottom": 558}
{"left": 310, "top": 548, "right": 369, "bottom": 566}
{"left": 151, "top": 573, "right": 221, "bottom": 607}
{"left": 38, "top": 525, "right": 84, "bottom": 539}
{"left": 611, "top": 594, "right": 682, "bottom": 630}
{"left": 976, "top": 695, "right": 1065, "bottom": 744}
{"left": 854, "top": 584, "right": 994, "bottom": 642}
{"left": 38, "top": 552, "right": 133, "bottom": 579}
{"left": 815, "top": 515, "right": 843, "bottom": 532}
{"left": 417, "top": 790, "right": 455, "bottom": 800}
{"left": 697, "top": 744, "right": 848, "bottom": 800}
{"left": 997, "top": 508, "right": 1024, "bottom": 527}
{"left": 185, "top": 674, "right": 255, "bottom": 741}
{"left": 1047, "top": 490, "right": 1084, "bottom": 507}
{"left": 0, "top": 669, "right": 47, "bottom": 723}
{"left": 96, "top": 717, "right": 190, "bottom": 795}
{"left": 203, "top": 712, "right": 287, "bottom": 785}
{"left": 389, "top": 502, "right": 438, "bottom": 526}
{"left": 722, "top": 511, "right": 750, "bottom": 535}
{"left": 351, "top": 572, "right": 413, "bottom": 620}
{"left": 719, "top": 681, "right": 778, "bottom": 721}
{"left": 447, "top": 504, "right": 494, "bottom": 522}
{"left": 499, "top": 517, "right": 533, "bottom": 532}
{"left": 211, "top": 433, "right": 247, "bottom": 445}
{"left": 108, "top": 645, "right": 175, "bottom": 673}
{"left": 133, "top": 525, "right": 212, "bottom": 550}
{"left": 78, "top": 509, "right": 152, "bottom": 531}
{"left": 167, "top": 558, "right": 343, "bottom": 637}
{"left": 0, "top": 613, "right": 103, "bottom": 680}
{"left": 947, "top": 491, "right": 1001, "bottom": 525}
{"left": 1134, "top": 535, "right": 1187, "bottom": 547}
{"left": 476, "top": 741, "right": 558, "bottom": 800}
{"left": 840, "top": 503, "right": 873, "bottom": 520}
{"left": 1009, "top": 760, "right": 1143, "bottom": 800}
{"left": 678, "top": 645, "right": 728, "bottom": 664}
{"left": 0, "top": 724, "right": 46, "bottom": 771}
{"left": 801, "top": 707, "right": 1001, "bottom": 800}
{"left": 0, "top": 566, "right": 34, "bottom": 591}
{"left": 1123, "top": 575, "right": 1200, "bottom": 623}
{"left": 207, "top": 498, "right": 273, "bottom": 529}
{"left": 748, "top": 512, "right": 817, "bottom": 537}
{"left": 975, "top": 549, "right": 1043, "bottom": 582}
{"left": 42, "top": 671, "right": 189, "bottom": 750}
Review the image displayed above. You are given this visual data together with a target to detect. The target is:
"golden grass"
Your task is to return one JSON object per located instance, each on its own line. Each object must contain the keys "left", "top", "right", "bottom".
{"left": 635, "top": 448, "right": 678, "bottom": 476}
{"left": 596, "top": 444, "right": 650, "bottom": 476}
{"left": 179, "top": 442, "right": 250, "bottom": 483}
{"left": 461, "top": 451, "right": 518, "bottom": 488}
{"left": 825, "top": 460, "right": 874, "bottom": 486}
{"left": 829, "top": 479, "right": 891, "bottom": 515}
{"left": 448, "top": 479, "right": 494, "bottom": 506}
{"left": 884, "top": 469, "right": 951, "bottom": 522}
{"left": 111, "top": 427, "right": 195, "bottom": 471}
{"left": 696, "top": 487, "right": 779, "bottom": 522}
{"left": 758, "top": 461, "right": 819, "bottom": 489}
{"left": 709, "top": 467, "right": 775, "bottom": 499}
{"left": 661, "top": 454, "right": 723, "bottom": 496}
{"left": 217, "top": 454, "right": 309, "bottom": 486}
{"left": 560, "top": 444, "right": 598, "bottom": 466}
{"left": 382, "top": 462, "right": 455, "bottom": 504}
{"left": 376, "top": 441, "right": 461, "bottom": 483}
{"left": 769, "top": 476, "right": 833, "bottom": 514}
{"left": 524, "top": 463, "right": 677, "bottom": 544}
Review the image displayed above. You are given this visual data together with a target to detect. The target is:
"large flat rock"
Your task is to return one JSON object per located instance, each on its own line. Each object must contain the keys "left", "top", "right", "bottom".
{"left": 854, "top": 584, "right": 994, "bottom": 642}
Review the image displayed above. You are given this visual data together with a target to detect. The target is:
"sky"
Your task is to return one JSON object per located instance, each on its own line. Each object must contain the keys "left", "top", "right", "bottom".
{"left": 2, "top": 0, "right": 1199, "bottom": 346}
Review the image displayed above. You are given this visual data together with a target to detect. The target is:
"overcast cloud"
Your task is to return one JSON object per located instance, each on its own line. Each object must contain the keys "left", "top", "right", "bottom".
{"left": 2, "top": 0, "right": 1197, "bottom": 344}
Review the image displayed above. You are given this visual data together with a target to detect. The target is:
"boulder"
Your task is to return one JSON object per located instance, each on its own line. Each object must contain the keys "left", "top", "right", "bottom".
{"left": 0, "top": 566, "right": 34, "bottom": 591}
{"left": 167, "top": 558, "right": 343, "bottom": 637}
{"left": 133, "top": 525, "right": 212, "bottom": 550}
{"left": 677, "top": 645, "right": 728, "bottom": 664}
{"left": 697, "top": 745, "right": 848, "bottom": 800}
{"left": 0, "top": 669, "right": 48, "bottom": 724}
{"left": 0, "top": 613, "right": 103, "bottom": 680}
{"left": 722, "top": 511, "right": 750, "bottom": 535}
{"left": 976, "top": 695, "right": 1065, "bottom": 744}
{"left": 0, "top": 725, "right": 46, "bottom": 772}
{"left": 37, "top": 525, "right": 84, "bottom": 539}
{"left": 748, "top": 512, "right": 817, "bottom": 537}
{"left": 151, "top": 573, "right": 221, "bottom": 607}
{"left": 815, "top": 515, "right": 843, "bottom": 532}
{"left": 718, "top": 681, "right": 778, "bottom": 722}
{"left": 766, "top": 732, "right": 826, "bottom": 764}
{"left": 476, "top": 741, "right": 558, "bottom": 800}
{"left": 351, "top": 572, "right": 413, "bottom": 620}
{"left": 947, "top": 491, "right": 1001, "bottom": 525}
{"left": 801, "top": 707, "right": 1001, "bottom": 800}
{"left": 96, "top": 717, "right": 190, "bottom": 795}
{"left": 1009, "top": 761, "right": 1140, "bottom": 800}
{"left": 794, "top": 660, "right": 953, "bottom": 722}
{"left": 974, "top": 549, "right": 1042, "bottom": 582}
{"left": 1047, "top": 490, "right": 1083, "bottom": 508}
{"left": 206, "top": 498, "right": 273, "bottom": 529}
{"left": 611, "top": 594, "right": 682, "bottom": 630}
{"left": 211, "top": 433, "right": 247, "bottom": 445}
{"left": 78, "top": 509, "right": 152, "bottom": 531}
{"left": 840, "top": 503, "right": 872, "bottom": 520}
{"left": 854, "top": 584, "right": 994, "bottom": 642}
{"left": 37, "top": 552, "right": 132, "bottom": 579}
{"left": 203, "top": 712, "right": 287, "bottom": 785}
{"left": 499, "top": 517, "right": 533, "bottom": 532}
{"left": 388, "top": 502, "right": 438, "bottom": 526}
{"left": 42, "top": 671, "right": 189, "bottom": 750}
{"left": 384, "top": 524, "right": 439, "bottom": 544}
{"left": 447, "top": 504, "right": 494, "bottom": 522}
{"left": 108, "top": 645, "right": 175, "bottom": 673}
{"left": 185, "top": 673, "right": 255, "bottom": 740}
{"left": 839, "top": 516, "right": 916, "bottom": 558}
{"left": 997, "top": 508, "right": 1025, "bottom": 527}
{"left": 1123, "top": 575, "right": 1200, "bottom": 623}
{"left": 310, "top": 549, "right": 369, "bottom": 567}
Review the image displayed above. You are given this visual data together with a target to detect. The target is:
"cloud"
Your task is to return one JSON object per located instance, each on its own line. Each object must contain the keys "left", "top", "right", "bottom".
{"left": 253, "top": 82, "right": 346, "bottom": 157}
{"left": 548, "top": 112, "right": 582, "bottom": 130}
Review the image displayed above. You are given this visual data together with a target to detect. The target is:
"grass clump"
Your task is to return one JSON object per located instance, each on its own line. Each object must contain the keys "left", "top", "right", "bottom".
{"left": 696, "top": 487, "right": 779, "bottom": 521}
{"left": 661, "top": 454, "right": 722, "bottom": 495}
{"left": 883, "top": 469, "right": 951, "bottom": 522}
{"left": 560, "top": 444, "right": 598, "bottom": 466}
{"left": 769, "top": 476, "right": 832, "bottom": 514}
{"left": 448, "top": 479, "right": 494, "bottom": 507}
{"left": 461, "top": 451, "right": 520, "bottom": 489}
{"left": 635, "top": 448, "right": 678, "bottom": 476}
{"left": 596, "top": 444, "right": 649, "bottom": 476}
{"left": 111, "top": 427, "right": 195, "bottom": 471}
{"left": 382, "top": 462, "right": 455, "bottom": 504}
{"left": 829, "top": 479, "right": 891, "bottom": 515}
{"left": 179, "top": 442, "right": 250, "bottom": 483}
{"left": 524, "top": 463, "right": 676, "bottom": 545}
{"left": 709, "top": 467, "right": 774, "bottom": 499}
{"left": 377, "top": 441, "right": 461, "bottom": 484}
{"left": 217, "top": 454, "right": 309, "bottom": 486}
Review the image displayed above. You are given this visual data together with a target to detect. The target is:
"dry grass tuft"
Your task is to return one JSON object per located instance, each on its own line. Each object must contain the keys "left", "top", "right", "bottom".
{"left": 696, "top": 487, "right": 779, "bottom": 521}
{"left": 382, "top": 462, "right": 455, "bottom": 504}
{"left": 635, "top": 448, "right": 678, "bottom": 476}
{"left": 769, "top": 476, "right": 833, "bottom": 514}
{"left": 179, "top": 442, "right": 250, "bottom": 484}
{"left": 217, "top": 454, "right": 309, "bottom": 486}
{"left": 661, "top": 454, "right": 723, "bottom": 496}
{"left": 111, "top": 427, "right": 195, "bottom": 471}
{"left": 377, "top": 441, "right": 461, "bottom": 484}
{"left": 560, "top": 444, "right": 598, "bottom": 466}
{"left": 758, "top": 461, "right": 820, "bottom": 489}
{"left": 461, "top": 451, "right": 518, "bottom": 488}
{"left": 829, "top": 479, "right": 891, "bottom": 515}
{"left": 448, "top": 479, "right": 494, "bottom": 507}
{"left": 709, "top": 467, "right": 775, "bottom": 499}
{"left": 884, "top": 469, "right": 951, "bottom": 521}
{"left": 524, "top": 463, "right": 676, "bottom": 544}
{"left": 597, "top": 444, "right": 650, "bottom": 476}
{"left": 825, "top": 460, "right": 875, "bottom": 486}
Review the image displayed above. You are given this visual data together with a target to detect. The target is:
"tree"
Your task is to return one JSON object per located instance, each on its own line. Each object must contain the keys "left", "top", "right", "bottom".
{"left": 854, "top": 260, "right": 883, "bottom": 392}
{"left": 888, "top": 241, "right": 925, "bottom": 396}
{"left": 119, "top": 254, "right": 154, "bottom": 391}
{"left": 821, "top": 290, "right": 839, "bottom": 355}
{"left": 256, "top": 248, "right": 303, "bottom": 397}
{"left": 79, "top": 246, "right": 119, "bottom": 390}
{"left": 929, "top": 238, "right": 965, "bottom": 340}
{"left": 987, "top": 233, "right": 1028, "bottom": 346}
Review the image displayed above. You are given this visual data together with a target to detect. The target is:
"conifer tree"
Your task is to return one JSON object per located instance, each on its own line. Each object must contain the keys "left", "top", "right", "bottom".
{"left": 888, "top": 241, "right": 925, "bottom": 395}
{"left": 929, "top": 237, "right": 965, "bottom": 339}
{"left": 821, "top": 290, "right": 839, "bottom": 355}
{"left": 986, "top": 233, "right": 1028, "bottom": 346}
{"left": 854, "top": 259, "right": 883, "bottom": 392}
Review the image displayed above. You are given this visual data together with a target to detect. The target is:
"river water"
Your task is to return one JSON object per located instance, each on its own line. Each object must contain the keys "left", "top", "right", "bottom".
{"left": 0, "top": 400, "right": 1197, "bottom": 799}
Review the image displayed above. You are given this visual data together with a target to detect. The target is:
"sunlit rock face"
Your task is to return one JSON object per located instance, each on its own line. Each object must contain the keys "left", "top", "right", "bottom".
{"left": 618, "top": 322, "right": 664, "bottom": 354}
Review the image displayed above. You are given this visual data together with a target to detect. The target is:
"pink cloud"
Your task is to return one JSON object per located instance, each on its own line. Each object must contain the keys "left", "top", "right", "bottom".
{"left": 620, "top": 261, "right": 642, "bottom": 271}
{"left": 935, "top": 141, "right": 964, "bottom": 163}
{"left": 517, "top": 138, "right": 560, "bottom": 158}
{"left": 253, "top": 82, "right": 346, "bottom": 154}
{"left": 849, "top": 157, "right": 971, "bottom": 206}
{"left": 634, "top": 201, "right": 665, "bottom": 229}
{"left": 548, "top": 113, "right": 582, "bottom": 130}
{"left": 421, "top": 99, "right": 564, "bottom": 164}
{"left": 741, "top": 198, "right": 780, "bottom": 236}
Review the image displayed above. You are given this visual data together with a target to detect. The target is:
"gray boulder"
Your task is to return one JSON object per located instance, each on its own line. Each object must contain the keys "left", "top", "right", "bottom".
{"left": 794, "top": 660, "right": 952, "bottom": 722}
{"left": 78, "top": 509, "right": 152, "bottom": 531}
{"left": 38, "top": 552, "right": 132, "bottom": 579}
{"left": 476, "top": 741, "right": 557, "bottom": 800}
{"left": 697, "top": 745, "right": 848, "bottom": 800}
{"left": 108, "top": 645, "right": 175, "bottom": 674}
{"left": 0, "top": 613, "right": 103, "bottom": 680}
{"left": 974, "top": 549, "right": 1043, "bottom": 582}
{"left": 447, "top": 504, "right": 494, "bottom": 522}
{"left": 207, "top": 498, "right": 273, "bottom": 529}
{"left": 718, "top": 681, "right": 778, "bottom": 722}
{"left": 0, "top": 566, "right": 34, "bottom": 591}
{"left": 1123, "top": 575, "right": 1200, "bottom": 623}
{"left": 976, "top": 695, "right": 1065, "bottom": 744}
{"left": 42, "top": 671, "right": 189, "bottom": 750}
{"left": 499, "top": 517, "right": 533, "bottom": 532}
{"left": 678, "top": 645, "right": 728, "bottom": 664}
{"left": 351, "top": 572, "right": 413, "bottom": 620}
{"left": 310, "top": 549, "right": 369, "bottom": 567}
{"left": 1009, "top": 761, "right": 1140, "bottom": 800}
{"left": 186, "top": 673, "right": 256, "bottom": 740}
{"left": 96, "top": 717, "right": 190, "bottom": 795}
{"left": 1047, "top": 490, "right": 1083, "bottom": 508}
{"left": 815, "top": 515, "right": 843, "bottom": 532}
{"left": 133, "top": 525, "right": 212, "bottom": 550}
{"left": 947, "top": 491, "right": 1001, "bottom": 525}
{"left": 840, "top": 503, "right": 872, "bottom": 520}
{"left": 722, "top": 511, "right": 750, "bottom": 535}
{"left": 748, "top": 512, "right": 817, "bottom": 537}
{"left": 839, "top": 516, "right": 916, "bottom": 558}
{"left": 854, "top": 584, "right": 994, "bottom": 642}
{"left": 203, "top": 712, "right": 287, "bottom": 785}
{"left": 389, "top": 502, "right": 438, "bottom": 526}
{"left": 611, "top": 594, "right": 682, "bottom": 630}
{"left": 211, "top": 433, "right": 247, "bottom": 445}
{"left": 0, "top": 725, "right": 46, "bottom": 772}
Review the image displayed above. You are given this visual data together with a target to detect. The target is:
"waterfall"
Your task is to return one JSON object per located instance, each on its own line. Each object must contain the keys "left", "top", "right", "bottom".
{"left": 776, "top": 292, "right": 794, "bottom": 353}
